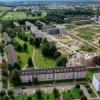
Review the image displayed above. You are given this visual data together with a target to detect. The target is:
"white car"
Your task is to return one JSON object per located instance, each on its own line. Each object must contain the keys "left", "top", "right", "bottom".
{"left": 44, "top": 89, "right": 48, "bottom": 94}
{"left": 62, "top": 88, "right": 65, "bottom": 92}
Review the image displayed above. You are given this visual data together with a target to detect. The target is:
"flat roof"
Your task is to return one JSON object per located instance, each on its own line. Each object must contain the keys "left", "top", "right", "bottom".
{"left": 94, "top": 73, "right": 100, "bottom": 80}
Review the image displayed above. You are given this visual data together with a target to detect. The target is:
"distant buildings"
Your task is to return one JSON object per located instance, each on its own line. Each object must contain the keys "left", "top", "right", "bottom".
{"left": 20, "top": 66, "right": 86, "bottom": 83}
{"left": 92, "top": 73, "right": 100, "bottom": 91}
{"left": 3, "top": 32, "right": 18, "bottom": 65}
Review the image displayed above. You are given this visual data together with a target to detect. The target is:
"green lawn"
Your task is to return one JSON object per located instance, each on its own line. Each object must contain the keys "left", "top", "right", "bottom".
{"left": 34, "top": 48, "right": 56, "bottom": 68}
{"left": 63, "top": 88, "right": 81, "bottom": 100}
{"left": 87, "top": 68, "right": 100, "bottom": 82}
{"left": 0, "top": 6, "right": 12, "bottom": 11}
{"left": 80, "top": 44, "right": 96, "bottom": 52}
{"left": 14, "top": 37, "right": 33, "bottom": 68}
{"left": 2, "top": 11, "right": 47, "bottom": 21}
{"left": 75, "top": 27, "right": 94, "bottom": 40}
{"left": 66, "top": 24, "right": 76, "bottom": 30}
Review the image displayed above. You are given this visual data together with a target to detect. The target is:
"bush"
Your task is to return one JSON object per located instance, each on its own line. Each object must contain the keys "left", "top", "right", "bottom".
{"left": 79, "top": 89, "right": 83, "bottom": 96}
{"left": 75, "top": 84, "right": 80, "bottom": 89}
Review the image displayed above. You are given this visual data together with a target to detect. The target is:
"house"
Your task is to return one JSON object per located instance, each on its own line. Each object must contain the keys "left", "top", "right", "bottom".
{"left": 20, "top": 66, "right": 86, "bottom": 83}
{"left": 92, "top": 73, "right": 100, "bottom": 91}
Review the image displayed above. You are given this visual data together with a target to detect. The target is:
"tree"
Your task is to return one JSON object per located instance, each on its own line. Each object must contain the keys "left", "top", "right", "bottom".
{"left": 2, "top": 95, "right": 10, "bottom": 100}
{"left": 79, "top": 89, "right": 83, "bottom": 96}
{"left": 28, "top": 57, "right": 33, "bottom": 67}
{"left": 35, "top": 89, "right": 43, "bottom": 100}
{"left": 13, "top": 62, "right": 20, "bottom": 70}
{"left": 23, "top": 43, "right": 28, "bottom": 51}
{"left": 23, "top": 35, "right": 28, "bottom": 41}
{"left": 0, "top": 90, "right": 6, "bottom": 97}
{"left": 34, "top": 37, "right": 41, "bottom": 48}
{"left": 16, "top": 44, "right": 22, "bottom": 52}
{"left": 8, "top": 64, "right": 13, "bottom": 72}
{"left": 56, "top": 56, "right": 67, "bottom": 66}
{"left": 10, "top": 69, "right": 21, "bottom": 86}
{"left": 75, "top": 84, "right": 80, "bottom": 89}
{"left": 8, "top": 89, "right": 14, "bottom": 97}
{"left": 49, "top": 45, "right": 57, "bottom": 57}
{"left": 81, "top": 95, "right": 87, "bottom": 100}
{"left": 33, "top": 77, "right": 38, "bottom": 85}
{"left": 54, "top": 51, "right": 61, "bottom": 59}
{"left": 53, "top": 88, "right": 60, "bottom": 99}
{"left": 27, "top": 96, "right": 32, "bottom": 100}
{"left": 29, "top": 37, "right": 34, "bottom": 45}
{"left": 41, "top": 43, "right": 49, "bottom": 56}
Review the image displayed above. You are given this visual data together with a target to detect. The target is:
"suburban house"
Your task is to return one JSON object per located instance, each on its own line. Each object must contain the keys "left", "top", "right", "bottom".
{"left": 20, "top": 66, "right": 86, "bottom": 83}
{"left": 92, "top": 73, "right": 100, "bottom": 91}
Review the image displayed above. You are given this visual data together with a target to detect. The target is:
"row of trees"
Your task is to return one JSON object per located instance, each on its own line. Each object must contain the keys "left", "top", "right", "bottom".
{"left": 0, "top": 89, "right": 14, "bottom": 100}
{"left": 41, "top": 8, "right": 95, "bottom": 24}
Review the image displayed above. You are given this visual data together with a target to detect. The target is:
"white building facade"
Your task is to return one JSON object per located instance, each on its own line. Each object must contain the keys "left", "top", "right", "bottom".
{"left": 92, "top": 73, "right": 100, "bottom": 91}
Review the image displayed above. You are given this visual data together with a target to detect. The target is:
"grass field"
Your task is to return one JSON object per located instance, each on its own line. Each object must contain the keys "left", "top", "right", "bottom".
{"left": 75, "top": 27, "right": 94, "bottom": 40}
{"left": 80, "top": 44, "right": 96, "bottom": 52}
{"left": 66, "top": 24, "right": 76, "bottom": 30}
{"left": 63, "top": 88, "right": 81, "bottom": 100}
{"left": 2, "top": 11, "right": 47, "bottom": 21}
{"left": 0, "top": 6, "right": 12, "bottom": 11}
{"left": 14, "top": 37, "right": 33, "bottom": 68}
{"left": 34, "top": 48, "right": 56, "bottom": 68}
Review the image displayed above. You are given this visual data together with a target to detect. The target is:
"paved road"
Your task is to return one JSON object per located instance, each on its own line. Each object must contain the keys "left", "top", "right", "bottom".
{"left": 14, "top": 83, "right": 75, "bottom": 95}
{"left": 81, "top": 85, "right": 91, "bottom": 100}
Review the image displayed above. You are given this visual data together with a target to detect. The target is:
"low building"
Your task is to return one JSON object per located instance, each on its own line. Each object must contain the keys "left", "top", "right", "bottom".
{"left": 20, "top": 66, "right": 86, "bottom": 83}
{"left": 92, "top": 73, "right": 100, "bottom": 91}
{"left": 47, "top": 28, "right": 61, "bottom": 35}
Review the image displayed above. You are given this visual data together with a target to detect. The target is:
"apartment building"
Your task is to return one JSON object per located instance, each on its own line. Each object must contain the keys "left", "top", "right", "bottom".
{"left": 3, "top": 32, "right": 18, "bottom": 65}
{"left": 20, "top": 66, "right": 86, "bottom": 83}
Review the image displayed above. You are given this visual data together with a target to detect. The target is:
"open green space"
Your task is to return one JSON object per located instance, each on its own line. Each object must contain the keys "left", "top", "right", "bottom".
{"left": 80, "top": 44, "right": 96, "bottom": 52}
{"left": 2, "top": 11, "right": 47, "bottom": 21}
{"left": 0, "top": 6, "right": 12, "bottom": 11}
{"left": 75, "top": 27, "right": 94, "bottom": 40}
{"left": 14, "top": 37, "right": 33, "bottom": 68}
{"left": 0, "top": 11, "right": 5, "bottom": 16}
{"left": 66, "top": 24, "right": 76, "bottom": 30}
{"left": 87, "top": 68, "right": 100, "bottom": 82}
{"left": 63, "top": 88, "right": 81, "bottom": 100}
{"left": 34, "top": 48, "right": 56, "bottom": 68}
